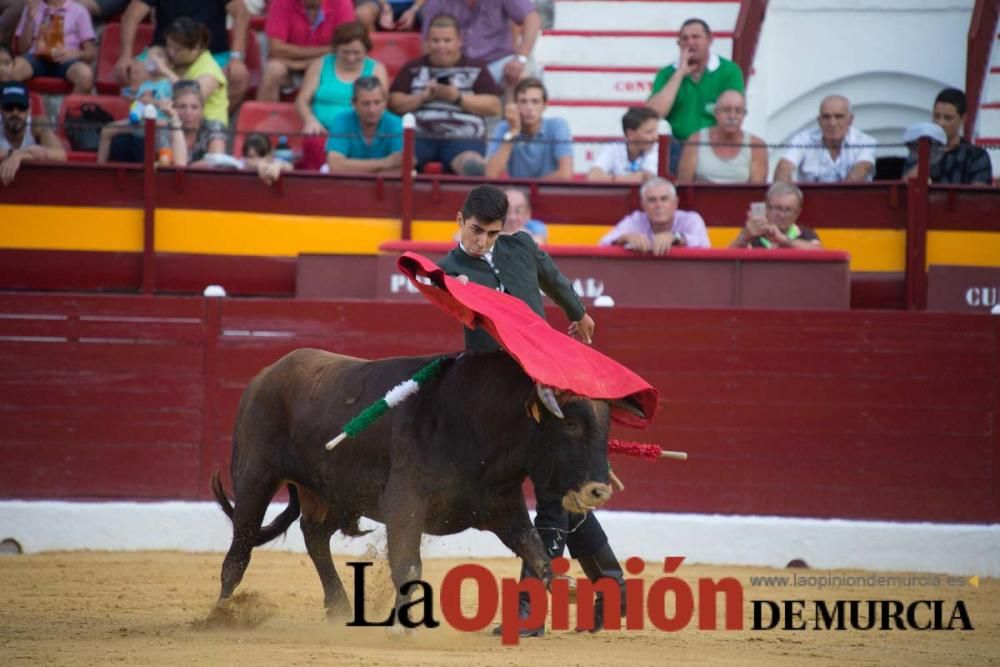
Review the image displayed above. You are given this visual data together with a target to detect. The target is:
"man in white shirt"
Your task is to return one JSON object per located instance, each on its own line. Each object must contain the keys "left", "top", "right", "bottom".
{"left": 587, "top": 106, "right": 661, "bottom": 183}
{"left": 774, "top": 95, "right": 876, "bottom": 183}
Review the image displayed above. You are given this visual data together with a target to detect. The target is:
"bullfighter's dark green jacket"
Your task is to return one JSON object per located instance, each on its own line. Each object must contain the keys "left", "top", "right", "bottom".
{"left": 438, "top": 231, "right": 586, "bottom": 352}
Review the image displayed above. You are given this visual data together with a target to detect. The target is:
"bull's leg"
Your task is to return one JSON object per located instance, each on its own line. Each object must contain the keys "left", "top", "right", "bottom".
{"left": 484, "top": 495, "right": 552, "bottom": 586}
{"left": 382, "top": 490, "right": 427, "bottom": 632}
{"left": 298, "top": 486, "right": 351, "bottom": 619}
{"left": 219, "top": 477, "right": 278, "bottom": 600}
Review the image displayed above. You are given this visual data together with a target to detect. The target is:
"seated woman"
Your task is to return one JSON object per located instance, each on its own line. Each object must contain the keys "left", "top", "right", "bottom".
{"left": 149, "top": 16, "right": 230, "bottom": 127}
{"left": 105, "top": 80, "right": 227, "bottom": 167}
{"left": 676, "top": 89, "right": 767, "bottom": 184}
{"left": 295, "top": 20, "right": 388, "bottom": 169}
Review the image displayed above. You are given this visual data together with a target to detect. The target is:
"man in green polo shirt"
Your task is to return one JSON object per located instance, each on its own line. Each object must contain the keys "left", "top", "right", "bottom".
{"left": 647, "top": 18, "right": 744, "bottom": 173}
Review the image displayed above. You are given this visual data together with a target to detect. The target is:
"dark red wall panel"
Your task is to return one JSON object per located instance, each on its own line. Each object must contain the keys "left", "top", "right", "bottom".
{"left": 0, "top": 294, "right": 996, "bottom": 525}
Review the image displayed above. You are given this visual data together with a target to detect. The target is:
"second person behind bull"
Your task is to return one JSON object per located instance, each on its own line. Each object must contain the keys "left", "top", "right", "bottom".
{"left": 438, "top": 184, "right": 628, "bottom": 637}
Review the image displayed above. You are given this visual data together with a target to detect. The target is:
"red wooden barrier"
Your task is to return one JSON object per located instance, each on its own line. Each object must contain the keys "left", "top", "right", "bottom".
{"left": 1, "top": 293, "right": 997, "bottom": 524}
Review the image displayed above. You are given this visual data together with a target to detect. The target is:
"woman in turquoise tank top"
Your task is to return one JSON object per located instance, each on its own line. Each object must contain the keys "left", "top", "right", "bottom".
{"left": 297, "top": 21, "right": 389, "bottom": 135}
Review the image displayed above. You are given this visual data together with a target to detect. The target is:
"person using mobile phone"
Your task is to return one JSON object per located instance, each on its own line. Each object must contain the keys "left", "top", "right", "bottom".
{"left": 388, "top": 12, "right": 502, "bottom": 175}
{"left": 730, "top": 182, "right": 823, "bottom": 250}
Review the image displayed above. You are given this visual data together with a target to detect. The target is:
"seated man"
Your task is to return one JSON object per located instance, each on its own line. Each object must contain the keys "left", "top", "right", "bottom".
{"left": 645, "top": 18, "right": 744, "bottom": 175}
{"left": 326, "top": 76, "right": 403, "bottom": 173}
{"left": 421, "top": 0, "right": 540, "bottom": 98}
{"left": 676, "top": 89, "right": 767, "bottom": 183}
{"left": 729, "top": 182, "right": 821, "bottom": 250}
{"left": 902, "top": 88, "right": 993, "bottom": 185}
{"left": 354, "top": 0, "right": 424, "bottom": 31}
{"left": 599, "top": 177, "right": 710, "bottom": 255}
{"left": 388, "top": 12, "right": 501, "bottom": 174}
{"left": 504, "top": 187, "right": 547, "bottom": 244}
{"left": 587, "top": 106, "right": 660, "bottom": 183}
{"left": 11, "top": 0, "right": 97, "bottom": 94}
{"left": 900, "top": 121, "right": 947, "bottom": 182}
{"left": 774, "top": 95, "right": 876, "bottom": 183}
{"left": 0, "top": 81, "right": 67, "bottom": 186}
{"left": 486, "top": 77, "right": 572, "bottom": 179}
{"left": 258, "top": 0, "right": 354, "bottom": 102}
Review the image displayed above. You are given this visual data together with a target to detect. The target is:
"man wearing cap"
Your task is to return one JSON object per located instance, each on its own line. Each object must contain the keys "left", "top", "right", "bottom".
{"left": 0, "top": 81, "right": 66, "bottom": 186}
{"left": 902, "top": 88, "right": 993, "bottom": 185}
{"left": 900, "top": 121, "right": 948, "bottom": 182}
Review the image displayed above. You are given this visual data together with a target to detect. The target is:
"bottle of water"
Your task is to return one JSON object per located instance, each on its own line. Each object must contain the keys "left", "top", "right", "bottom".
{"left": 274, "top": 135, "right": 295, "bottom": 165}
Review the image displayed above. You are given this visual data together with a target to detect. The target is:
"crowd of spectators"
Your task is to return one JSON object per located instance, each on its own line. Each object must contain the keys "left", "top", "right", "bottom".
{"left": 0, "top": 2, "right": 995, "bottom": 242}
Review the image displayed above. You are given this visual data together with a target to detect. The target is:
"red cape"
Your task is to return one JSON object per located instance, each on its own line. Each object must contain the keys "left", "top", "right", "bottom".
{"left": 398, "top": 252, "right": 658, "bottom": 428}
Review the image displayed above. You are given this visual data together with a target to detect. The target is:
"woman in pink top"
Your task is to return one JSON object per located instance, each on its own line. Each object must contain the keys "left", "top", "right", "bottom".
{"left": 11, "top": 0, "right": 96, "bottom": 94}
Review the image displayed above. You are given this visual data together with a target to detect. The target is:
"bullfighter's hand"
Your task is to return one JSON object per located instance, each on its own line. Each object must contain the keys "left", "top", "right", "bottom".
{"left": 456, "top": 275, "right": 470, "bottom": 285}
{"left": 569, "top": 314, "right": 595, "bottom": 344}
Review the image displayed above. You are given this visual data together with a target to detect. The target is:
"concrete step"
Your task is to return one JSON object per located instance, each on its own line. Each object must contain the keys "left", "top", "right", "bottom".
{"left": 993, "top": 37, "right": 1000, "bottom": 67}
{"left": 544, "top": 66, "right": 660, "bottom": 102}
{"left": 979, "top": 105, "right": 1000, "bottom": 138}
{"left": 537, "top": 30, "right": 732, "bottom": 67}
{"left": 553, "top": 0, "right": 740, "bottom": 32}
{"left": 987, "top": 68, "right": 1000, "bottom": 104}
{"left": 547, "top": 101, "right": 641, "bottom": 137}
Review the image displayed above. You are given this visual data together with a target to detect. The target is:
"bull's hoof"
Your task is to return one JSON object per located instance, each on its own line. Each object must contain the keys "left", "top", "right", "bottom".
{"left": 385, "top": 624, "right": 416, "bottom": 639}
{"left": 325, "top": 602, "right": 352, "bottom": 623}
{"left": 491, "top": 624, "right": 545, "bottom": 638}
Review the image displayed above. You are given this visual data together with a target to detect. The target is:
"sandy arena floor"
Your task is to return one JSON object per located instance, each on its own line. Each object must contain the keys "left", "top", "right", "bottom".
{"left": 0, "top": 551, "right": 996, "bottom": 666}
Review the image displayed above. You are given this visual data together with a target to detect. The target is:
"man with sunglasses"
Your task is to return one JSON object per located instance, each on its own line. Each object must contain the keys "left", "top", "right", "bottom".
{"left": 0, "top": 81, "right": 66, "bottom": 186}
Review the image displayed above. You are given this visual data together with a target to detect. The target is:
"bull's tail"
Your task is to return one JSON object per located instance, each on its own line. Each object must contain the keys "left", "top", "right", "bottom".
{"left": 210, "top": 470, "right": 302, "bottom": 547}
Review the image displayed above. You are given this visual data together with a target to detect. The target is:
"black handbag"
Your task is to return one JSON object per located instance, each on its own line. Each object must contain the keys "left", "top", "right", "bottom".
{"left": 64, "top": 103, "right": 115, "bottom": 152}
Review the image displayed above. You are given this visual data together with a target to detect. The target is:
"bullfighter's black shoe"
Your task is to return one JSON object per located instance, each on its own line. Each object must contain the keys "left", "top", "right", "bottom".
{"left": 491, "top": 591, "right": 545, "bottom": 637}
{"left": 575, "top": 541, "right": 627, "bottom": 633}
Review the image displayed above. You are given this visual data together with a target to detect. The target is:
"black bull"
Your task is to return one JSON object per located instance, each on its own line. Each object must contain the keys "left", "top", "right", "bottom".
{"left": 212, "top": 348, "right": 645, "bottom": 619}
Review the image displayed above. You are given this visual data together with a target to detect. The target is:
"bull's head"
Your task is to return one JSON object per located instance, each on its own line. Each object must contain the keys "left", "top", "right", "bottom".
{"left": 530, "top": 386, "right": 647, "bottom": 514}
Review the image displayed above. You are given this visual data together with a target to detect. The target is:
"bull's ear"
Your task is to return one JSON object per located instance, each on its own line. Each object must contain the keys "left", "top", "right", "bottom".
{"left": 609, "top": 396, "right": 647, "bottom": 420}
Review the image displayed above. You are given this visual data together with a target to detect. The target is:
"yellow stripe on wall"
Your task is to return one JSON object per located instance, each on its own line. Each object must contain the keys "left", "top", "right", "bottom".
{"left": 928, "top": 231, "right": 1000, "bottom": 268}
{"left": 2, "top": 205, "right": 996, "bottom": 271}
{"left": 0, "top": 205, "right": 143, "bottom": 251}
{"left": 708, "top": 227, "right": 907, "bottom": 272}
{"left": 156, "top": 209, "right": 400, "bottom": 256}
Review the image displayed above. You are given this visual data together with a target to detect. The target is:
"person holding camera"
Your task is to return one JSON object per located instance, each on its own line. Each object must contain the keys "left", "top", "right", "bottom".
{"left": 729, "top": 182, "right": 822, "bottom": 250}
{"left": 388, "top": 12, "right": 500, "bottom": 175}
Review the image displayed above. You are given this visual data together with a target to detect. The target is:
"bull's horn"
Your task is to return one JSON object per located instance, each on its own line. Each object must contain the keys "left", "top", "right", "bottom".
{"left": 536, "top": 384, "right": 564, "bottom": 419}
{"left": 609, "top": 396, "right": 647, "bottom": 420}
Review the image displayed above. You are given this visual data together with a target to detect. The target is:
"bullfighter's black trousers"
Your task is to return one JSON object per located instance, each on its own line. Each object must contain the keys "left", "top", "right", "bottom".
{"left": 532, "top": 487, "right": 609, "bottom": 560}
